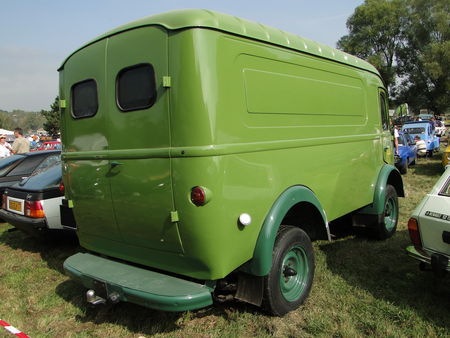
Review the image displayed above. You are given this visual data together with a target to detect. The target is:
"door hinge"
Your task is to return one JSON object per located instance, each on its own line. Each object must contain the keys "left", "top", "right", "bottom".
{"left": 170, "top": 210, "right": 179, "bottom": 222}
{"left": 163, "top": 76, "right": 172, "bottom": 88}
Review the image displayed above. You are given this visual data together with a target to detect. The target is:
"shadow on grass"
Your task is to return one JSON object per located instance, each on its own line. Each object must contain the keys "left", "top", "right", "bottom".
{"left": 54, "top": 279, "right": 261, "bottom": 336}
{"left": 0, "top": 223, "right": 80, "bottom": 274}
{"left": 0, "top": 223, "right": 261, "bottom": 335}
{"left": 410, "top": 158, "right": 443, "bottom": 176}
{"left": 320, "top": 230, "right": 450, "bottom": 331}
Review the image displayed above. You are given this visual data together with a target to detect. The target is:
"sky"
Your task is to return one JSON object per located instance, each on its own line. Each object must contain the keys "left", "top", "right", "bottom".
{"left": 0, "top": 0, "right": 364, "bottom": 112}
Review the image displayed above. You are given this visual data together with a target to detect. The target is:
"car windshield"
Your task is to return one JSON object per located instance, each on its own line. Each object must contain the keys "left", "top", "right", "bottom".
{"left": 0, "top": 155, "right": 24, "bottom": 176}
{"left": 404, "top": 127, "right": 425, "bottom": 134}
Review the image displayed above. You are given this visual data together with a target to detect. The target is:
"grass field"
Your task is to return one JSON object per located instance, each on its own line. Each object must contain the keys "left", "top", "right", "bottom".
{"left": 0, "top": 154, "right": 449, "bottom": 337}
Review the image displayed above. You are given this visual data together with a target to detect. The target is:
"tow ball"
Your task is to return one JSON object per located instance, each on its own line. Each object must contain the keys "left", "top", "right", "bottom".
{"left": 86, "top": 289, "right": 120, "bottom": 305}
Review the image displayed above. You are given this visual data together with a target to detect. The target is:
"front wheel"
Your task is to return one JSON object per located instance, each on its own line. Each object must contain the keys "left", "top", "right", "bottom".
{"left": 263, "top": 226, "right": 314, "bottom": 316}
{"left": 372, "top": 184, "right": 398, "bottom": 240}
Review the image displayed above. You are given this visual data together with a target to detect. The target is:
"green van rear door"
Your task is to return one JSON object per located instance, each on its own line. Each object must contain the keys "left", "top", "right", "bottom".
{"left": 62, "top": 39, "right": 123, "bottom": 241}
{"left": 105, "top": 27, "right": 183, "bottom": 254}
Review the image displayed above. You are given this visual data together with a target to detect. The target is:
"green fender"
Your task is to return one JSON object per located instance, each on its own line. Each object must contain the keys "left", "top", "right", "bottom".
{"left": 358, "top": 164, "right": 404, "bottom": 215}
{"left": 242, "top": 185, "right": 328, "bottom": 277}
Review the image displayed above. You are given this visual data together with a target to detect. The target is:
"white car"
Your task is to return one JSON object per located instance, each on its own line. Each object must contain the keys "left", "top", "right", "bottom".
{"left": 406, "top": 167, "right": 450, "bottom": 276}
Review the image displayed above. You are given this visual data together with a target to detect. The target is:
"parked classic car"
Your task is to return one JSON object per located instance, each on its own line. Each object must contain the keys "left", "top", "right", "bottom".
{"left": 0, "top": 151, "right": 61, "bottom": 196}
{"left": 0, "top": 163, "right": 69, "bottom": 237}
{"left": 442, "top": 145, "right": 450, "bottom": 169}
{"left": 395, "top": 132, "right": 417, "bottom": 174}
{"left": 406, "top": 167, "right": 450, "bottom": 276}
{"left": 33, "top": 140, "right": 62, "bottom": 151}
{"left": 401, "top": 121, "right": 439, "bottom": 156}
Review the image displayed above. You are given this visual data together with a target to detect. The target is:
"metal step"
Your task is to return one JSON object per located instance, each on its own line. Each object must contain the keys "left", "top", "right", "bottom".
{"left": 64, "top": 252, "right": 213, "bottom": 311}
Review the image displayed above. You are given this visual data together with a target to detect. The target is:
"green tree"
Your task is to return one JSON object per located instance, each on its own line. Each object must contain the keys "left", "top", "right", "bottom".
{"left": 395, "top": 0, "right": 449, "bottom": 113}
{"left": 41, "top": 96, "right": 60, "bottom": 137}
{"left": 337, "top": 0, "right": 405, "bottom": 92}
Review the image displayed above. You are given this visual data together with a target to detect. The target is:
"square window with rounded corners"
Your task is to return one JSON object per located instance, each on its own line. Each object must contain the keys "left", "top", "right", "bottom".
{"left": 116, "top": 63, "right": 156, "bottom": 112}
{"left": 71, "top": 79, "right": 98, "bottom": 118}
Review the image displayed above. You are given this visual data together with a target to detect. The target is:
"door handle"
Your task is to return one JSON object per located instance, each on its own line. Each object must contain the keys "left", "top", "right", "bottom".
{"left": 110, "top": 161, "right": 123, "bottom": 168}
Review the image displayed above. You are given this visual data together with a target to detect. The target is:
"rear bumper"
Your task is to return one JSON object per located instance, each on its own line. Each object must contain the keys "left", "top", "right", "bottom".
{"left": 406, "top": 246, "right": 450, "bottom": 272}
{"left": 0, "top": 209, "right": 47, "bottom": 236}
{"left": 64, "top": 252, "right": 214, "bottom": 312}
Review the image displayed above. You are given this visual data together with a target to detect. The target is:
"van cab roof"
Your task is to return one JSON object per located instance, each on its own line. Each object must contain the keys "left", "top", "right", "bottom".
{"left": 59, "top": 9, "right": 379, "bottom": 76}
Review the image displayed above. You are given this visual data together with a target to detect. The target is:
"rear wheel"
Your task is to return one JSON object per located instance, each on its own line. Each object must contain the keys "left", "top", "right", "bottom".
{"left": 372, "top": 184, "right": 398, "bottom": 240}
{"left": 263, "top": 226, "right": 314, "bottom": 316}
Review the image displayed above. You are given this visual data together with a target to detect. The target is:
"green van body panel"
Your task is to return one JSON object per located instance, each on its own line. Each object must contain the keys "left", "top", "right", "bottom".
{"left": 242, "top": 185, "right": 327, "bottom": 276}
{"left": 59, "top": 9, "right": 400, "bottom": 310}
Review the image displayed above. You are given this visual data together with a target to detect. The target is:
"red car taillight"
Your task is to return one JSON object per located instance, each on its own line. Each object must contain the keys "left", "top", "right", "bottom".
{"left": 25, "top": 200, "right": 45, "bottom": 218}
{"left": 59, "top": 181, "right": 65, "bottom": 194}
{"left": 408, "top": 217, "right": 422, "bottom": 248}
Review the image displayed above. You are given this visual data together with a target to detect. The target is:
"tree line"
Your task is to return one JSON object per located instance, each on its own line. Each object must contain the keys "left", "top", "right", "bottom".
{"left": 0, "top": 96, "right": 59, "bottom": 136}
{"left": 337, "top": 0, "right": 449, "bottom": 114}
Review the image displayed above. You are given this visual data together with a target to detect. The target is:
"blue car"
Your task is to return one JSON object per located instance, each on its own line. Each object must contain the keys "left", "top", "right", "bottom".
{"left": 395, "top": 133, "right": 417, "bottom": 174}
{"left": 401, "top": 121, "right": 440, "bottom": 156}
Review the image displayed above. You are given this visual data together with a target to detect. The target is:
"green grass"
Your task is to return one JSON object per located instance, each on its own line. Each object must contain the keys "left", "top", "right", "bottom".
{"left": 0, "top": 153, "right": 449, "bottom": 337}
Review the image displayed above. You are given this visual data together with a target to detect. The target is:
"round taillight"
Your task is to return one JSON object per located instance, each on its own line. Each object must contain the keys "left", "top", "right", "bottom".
{"left": 191, "top": 186, "right": 206, "bottom": 206}
{"left": 59, "top": 181, "right": 65, "bottom": 194}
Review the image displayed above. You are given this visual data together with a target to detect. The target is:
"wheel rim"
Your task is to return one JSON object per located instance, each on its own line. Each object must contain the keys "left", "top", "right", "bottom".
{"left": 279, "top": 245, "right": 309, "bottom": 302}
{"left": 384, "top": 196, "right": 398, "bottom": 231}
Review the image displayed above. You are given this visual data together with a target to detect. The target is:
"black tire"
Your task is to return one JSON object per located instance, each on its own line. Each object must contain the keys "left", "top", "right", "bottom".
{"left": 372, "top": 184, "right": 398, "bottom": 240}
{"left": 263, "top": 226, "right": 314, "bottom": 316}
{"left": 399, "top": 159, "right": 408, "bottom": 174}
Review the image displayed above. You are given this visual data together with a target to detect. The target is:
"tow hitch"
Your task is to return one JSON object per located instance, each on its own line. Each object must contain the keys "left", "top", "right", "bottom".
{"left": 86, "top": 289, "right": 120, "bottom": 305}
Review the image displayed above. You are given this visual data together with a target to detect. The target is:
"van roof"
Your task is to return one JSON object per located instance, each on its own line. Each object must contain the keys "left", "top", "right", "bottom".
{"left": 59, "top": 9, "right": 379, "bottom": 77}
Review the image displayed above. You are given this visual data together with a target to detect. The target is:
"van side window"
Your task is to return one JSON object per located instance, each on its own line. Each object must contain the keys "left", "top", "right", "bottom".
{"left": 71, "top": 79, "right": 98, "bottom": 118}
{"left": 116, "top": 64, "right": 156, "bottom": 112}
{"left": 379, "top": 92, "right": 388, "bottom": 130}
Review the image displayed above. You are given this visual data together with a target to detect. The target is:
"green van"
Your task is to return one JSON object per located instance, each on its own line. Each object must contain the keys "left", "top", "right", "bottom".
{"left": 60, "top": 9, "right": 403, "bottom": 316}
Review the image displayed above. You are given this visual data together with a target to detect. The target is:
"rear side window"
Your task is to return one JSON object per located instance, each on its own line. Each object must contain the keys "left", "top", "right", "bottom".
{"left": 72, "top": 79, "right": 98, "bottom": 118}
{"left": 117, "top": 64, "right": 156, "bottom": 112}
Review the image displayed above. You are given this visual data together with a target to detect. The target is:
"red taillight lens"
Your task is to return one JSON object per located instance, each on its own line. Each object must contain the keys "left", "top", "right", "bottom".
{"left": 59, "top": 181, "right": 65, "bottom": 194}
{"left": 407, "top": 217, "right": 422, "bottom": 248}
{"left": 25, "top": 200, "right": 45, "bottom": 218}
{"left": 191, "top": 186, "right": 206, "bottom": 206}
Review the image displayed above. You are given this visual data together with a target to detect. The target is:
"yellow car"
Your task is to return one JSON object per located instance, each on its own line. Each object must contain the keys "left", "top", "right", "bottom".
{"left": 443, "top": 145, "right": 450, "bottom": 168}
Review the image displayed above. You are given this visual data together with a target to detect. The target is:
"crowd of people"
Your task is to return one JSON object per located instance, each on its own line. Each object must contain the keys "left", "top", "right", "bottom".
{"left": 0, "top": 128, "right": 30, "bottom": 159}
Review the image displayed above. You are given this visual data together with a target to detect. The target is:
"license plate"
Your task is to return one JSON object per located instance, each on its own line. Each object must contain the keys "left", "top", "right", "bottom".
{"left": 8, "top": 198, "right": 23, "bottom": 214}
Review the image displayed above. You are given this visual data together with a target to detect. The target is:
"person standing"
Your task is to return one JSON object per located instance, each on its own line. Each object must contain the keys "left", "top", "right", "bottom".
{"left": 0, "top": 135, "right": 12, "bottom": 158}
{"left": 11, "top": 128, "right": 30, "bottom": 154}
{"left": 393, "top": 125, "right": 399, "bottom": 155}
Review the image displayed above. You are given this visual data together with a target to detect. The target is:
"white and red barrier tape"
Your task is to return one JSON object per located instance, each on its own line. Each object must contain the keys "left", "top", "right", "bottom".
{"left": 0, "top": 320, "right": 30, "bottom": 338}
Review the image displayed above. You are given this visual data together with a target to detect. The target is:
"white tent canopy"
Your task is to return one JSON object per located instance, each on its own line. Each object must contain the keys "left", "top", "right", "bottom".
{"left": 0, "top": 129, "right": 14, "bottom": 135}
